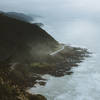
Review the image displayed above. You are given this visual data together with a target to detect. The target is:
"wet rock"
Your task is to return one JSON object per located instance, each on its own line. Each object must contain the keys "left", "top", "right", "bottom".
{"left": 28, "top": 94, "right": 47, "bottom": 100}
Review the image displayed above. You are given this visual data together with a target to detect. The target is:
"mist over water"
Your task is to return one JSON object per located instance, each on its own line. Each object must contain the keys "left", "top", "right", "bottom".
{"left": 29, "top": 19, "right": 100, "bottom": 100}
{"left": 1, "top": 0, "right": 100, "bottom": 100}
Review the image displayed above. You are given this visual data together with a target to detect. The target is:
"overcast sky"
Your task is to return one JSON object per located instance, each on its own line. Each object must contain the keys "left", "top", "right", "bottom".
{"left": 0, "top": 0, "right": 100, "bottom": 44}
{"left": 0, "top": 0, "right": 100, "bottom": 18}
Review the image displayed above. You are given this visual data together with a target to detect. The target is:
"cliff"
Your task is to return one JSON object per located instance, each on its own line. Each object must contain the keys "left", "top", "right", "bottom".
{"left": 0, "top": 12, "right": 60, "bottom": 100}
{"left": 0, "top": 13, "right": 89, "bottom": 100}
{"left": 0, "top": 13, "right": 58, "bottom": 63}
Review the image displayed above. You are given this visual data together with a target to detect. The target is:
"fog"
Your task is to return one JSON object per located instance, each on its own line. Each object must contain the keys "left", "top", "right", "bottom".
{"left": 1, "top": 0, "right": 100, "bottom": 19}
{"left": 1, "top": 1, "right": 100, "bottom": 100}
{"left": 0, "top": 0, "right": 100, "bottom": 43}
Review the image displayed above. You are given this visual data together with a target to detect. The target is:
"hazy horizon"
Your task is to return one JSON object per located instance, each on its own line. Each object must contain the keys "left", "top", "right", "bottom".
{"left": 0, "top": 0, "right": 100, "bottom": 21}
{"left": 0, "top": 0, "right": 100, "bottom": 44}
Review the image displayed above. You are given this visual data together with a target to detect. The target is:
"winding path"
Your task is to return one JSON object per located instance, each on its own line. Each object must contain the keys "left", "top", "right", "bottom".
{"left": 50, "top": 45, "right": 65, "bottom": 56}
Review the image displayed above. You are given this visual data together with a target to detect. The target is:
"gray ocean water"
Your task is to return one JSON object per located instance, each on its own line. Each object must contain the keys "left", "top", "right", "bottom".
{"left": 28, "top": 1, "right": 100, "bottom": 99}
{"left": 29, "top": 17, "right": 100, "bottom": 100}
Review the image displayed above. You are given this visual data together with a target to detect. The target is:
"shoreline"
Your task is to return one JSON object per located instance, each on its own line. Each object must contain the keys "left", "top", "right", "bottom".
{"left": 26, "top": 45, "right": 91, "bottom": 100}
{"left": 0, "top": 45, "right": 90, "bottom": 100}
{"left": 26, "top": 45, "right": 90, "bottom": 88}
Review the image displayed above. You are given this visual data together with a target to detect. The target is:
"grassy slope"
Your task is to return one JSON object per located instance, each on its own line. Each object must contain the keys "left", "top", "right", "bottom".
{"left": 0, "top": 13, "right": 59, "bottom": 100}
{"left": 0, "top": 13, "right": 58, "bottom": 63}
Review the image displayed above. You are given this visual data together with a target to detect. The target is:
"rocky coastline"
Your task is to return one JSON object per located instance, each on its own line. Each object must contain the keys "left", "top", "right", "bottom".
{"left": 0, "top": 13, "right": 91, "bottom": 100}
{"left": 0, "top": 44, "right": 90, "bottom": 100}
{"left": 26, "top": 45, "right": 90, "bottom": 88}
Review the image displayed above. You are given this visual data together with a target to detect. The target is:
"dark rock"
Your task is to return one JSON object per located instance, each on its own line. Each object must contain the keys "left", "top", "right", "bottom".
{"left": 28, "top": 94, "right": 47, "bottom": 100}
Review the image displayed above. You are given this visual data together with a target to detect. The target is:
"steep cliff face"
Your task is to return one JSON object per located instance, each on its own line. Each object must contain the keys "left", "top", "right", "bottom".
{"left": 0, "top": 13, "right": 58, "bottom": 63}
{"left": 0, "top": 12, "right": 58, "bottom": 100}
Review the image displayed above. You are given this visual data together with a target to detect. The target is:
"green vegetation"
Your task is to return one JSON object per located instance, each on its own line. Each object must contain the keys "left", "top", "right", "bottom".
{"left": 0, "top": 13, "right": 58, "bottom": 63}
{"left": 0, "top": 61, "right": 47, "bottom": 100}
{"left": 30, "top": 62, "right": 54, "bottom": 68}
